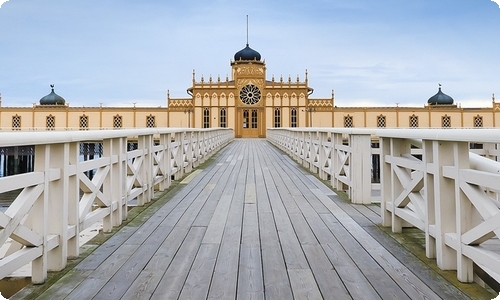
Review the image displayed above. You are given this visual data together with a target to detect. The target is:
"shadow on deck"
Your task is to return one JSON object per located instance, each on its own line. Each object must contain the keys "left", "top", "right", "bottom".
{"left": 11, "top": 139, "right": 496, "bottom": 300}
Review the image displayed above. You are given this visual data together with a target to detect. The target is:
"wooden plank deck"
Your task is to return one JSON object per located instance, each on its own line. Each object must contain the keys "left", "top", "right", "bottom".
{"left": 14, "top": 139, "right": 495, "bottom": 299}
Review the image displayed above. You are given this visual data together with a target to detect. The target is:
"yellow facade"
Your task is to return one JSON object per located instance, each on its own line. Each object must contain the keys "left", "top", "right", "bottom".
{"left": 1, "top": 45, "right": 500, "bottom": 133}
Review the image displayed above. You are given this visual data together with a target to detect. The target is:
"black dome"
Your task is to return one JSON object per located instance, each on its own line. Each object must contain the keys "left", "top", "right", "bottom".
{"left": 234, "top": 44, "right": 261, "bottom": 61}
{"left": 40, "top": 85, "right": 66, "bottom": 105}
{"left": 428, "top": 86, "right": 454, "bottom": 105}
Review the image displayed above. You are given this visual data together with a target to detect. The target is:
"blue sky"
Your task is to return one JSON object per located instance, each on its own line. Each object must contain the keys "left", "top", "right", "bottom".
{"left": 0, "top": 0, "right": 499, "bottom": 108}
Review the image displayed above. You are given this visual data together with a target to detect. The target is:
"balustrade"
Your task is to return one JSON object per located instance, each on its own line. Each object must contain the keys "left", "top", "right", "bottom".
{"left": 0, "top": 128, "right": 233, "bottom": 283}
{"left": 267, "top": 127, "right": 500, "bottom": 286}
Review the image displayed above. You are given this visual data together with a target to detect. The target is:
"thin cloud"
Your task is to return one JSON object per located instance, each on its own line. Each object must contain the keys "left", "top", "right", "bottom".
{"left": 0, "top": 0, "right": 8, "bottom": 8}
{"left": 493, "top": 0, "right": 500, "bottom": 8}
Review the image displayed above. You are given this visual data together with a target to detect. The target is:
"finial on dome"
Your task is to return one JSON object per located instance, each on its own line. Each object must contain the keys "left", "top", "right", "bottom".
{"left": 50, "top": 84, "right": 55, "bottom": 91}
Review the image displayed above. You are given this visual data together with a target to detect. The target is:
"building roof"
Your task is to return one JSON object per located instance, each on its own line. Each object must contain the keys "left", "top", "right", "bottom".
{"left": 234, "top": 44, "right": 261, "bottom": 61}
{"left": 40, "top": 85, "right": 66, "bottom": 105}
{"left": 428, "top": 86, "right": 454, "bottom": 105}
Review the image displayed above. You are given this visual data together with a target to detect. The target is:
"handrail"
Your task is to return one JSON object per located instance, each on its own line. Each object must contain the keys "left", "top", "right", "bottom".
{"left": 267, "top": 127, "right": 500, "bottom": 287}
{"left": 0, "top": 127, "right": 234, "bottom": 283}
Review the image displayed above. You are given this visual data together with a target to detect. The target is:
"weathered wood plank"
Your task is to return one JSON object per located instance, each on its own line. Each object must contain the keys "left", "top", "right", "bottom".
{"left": 207, "top": 226, "right": 241, "bottom": 300}
{"left": 35, "top": 270, "right": 93, "bottom": 300}
{"left": 318, "top": 197, "right": 425, "bottom": 299}
{"left": 63, "top": 244, "right": 140, "bottom": 299}
{"left": 120, "top": 227, "right": 190, "bottom": 300}
{"left": 237, "top": 245, "right": 264, "bottom": 300}
{"left": 150, "top": 226, "right": 206, "bottom": 299}
{"left": 259, "top": 212, "right": 293, "bottom": 299}
{"left": 178, "top": 243, "right": 219, "bottom": 300}
{"left": 241, "top": 203, "right": 260, "bottom": 247}
{"left": 302, "top": 244, "right": 351, "bottom": 299}
{"left": 202, "top": 194, "right": 233, "bottom": 244}
{"left": 288, "top": 269, "right": 323, "bottom": 299}
{"left": 92, "top": 226, "right": 175, "bottom": 299}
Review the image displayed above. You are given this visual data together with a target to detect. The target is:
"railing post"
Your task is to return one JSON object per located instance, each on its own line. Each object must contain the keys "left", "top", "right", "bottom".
{"left": 28, "top": 142, "right": 76, "bottom": 282}
{"left": 185, "top": 131, "right": 193, "bottom": 174}
{"left": 67, "top": 142, "right": 79, "bottom": 259}
{"left": 433, "top": 140, "right": 458, "bottom": 271}
{"left": 137, "top": 134, "right": 153, "bottom": 206}
{"left": 318, "top": 131, "right": 328, "bottom": 180}
{"left": 103, "top": 137, "right": 126, "bottom": 228}
{"left": 194, "top": 131, "right": 201, "bottom": 166}
{"left": 423, "top": 140, "right": 436, "bottom": 259}
{"left": 332, "top": 132, "right": 344, "bottom": 192}
{"left": 158, "top": 132, "right": 172, "bottom": 191}
{"left": 173, "top": 132, "right": 184, "bottom": 180}
{"left": 350, "top": 133, "right": 372, "bottom": 204}
{"left": 453, "top": 141, "right": 474, "bottom": 282}
{"left": 380, "top": 137, "right": 392, "bottom": 227}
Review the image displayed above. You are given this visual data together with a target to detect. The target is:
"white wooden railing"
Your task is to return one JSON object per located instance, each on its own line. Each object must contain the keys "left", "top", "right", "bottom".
{"left": 267, "top": 128, "right": 374, "bottom": 204}
{"left": 267, "top": 127, "right": 500, "bottom": 285}
{"left": 0, "top": 128, "right": 233, "bottom": 283}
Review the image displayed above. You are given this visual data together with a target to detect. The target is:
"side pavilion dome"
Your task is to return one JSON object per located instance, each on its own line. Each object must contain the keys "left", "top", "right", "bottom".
{"left": 234, "top": 44, "right": 261, "bottom": 61}
{"left": 40, "top": 84, "right": 66, "bottom": 105}
{"left": 427, "top": 85, "right": 454, "bottom": 105}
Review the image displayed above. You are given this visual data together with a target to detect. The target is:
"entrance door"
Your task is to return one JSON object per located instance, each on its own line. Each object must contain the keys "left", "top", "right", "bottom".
{"left": 240, "top": 109, "right": 260, "bottom": 138}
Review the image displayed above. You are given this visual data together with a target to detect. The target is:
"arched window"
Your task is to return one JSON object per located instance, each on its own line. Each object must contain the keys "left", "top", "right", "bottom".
{"left": 473, "top": 115, "right": 483, "bottom": 127}
{"left": 12, "top": 115, "right": 21, "bottom": 131}
{"left": 291, "top": 108, "right": 297, "bottom": 127}
{"left": 203, "top": 107, "right": 210, "bottom": 128}
{"left": 146, "top": 115, "right": 156, "bottom": 128}
{"left": 251, "top": 110, "right": 258, "bottom": 128}
{"left": 377, "top": 115, "right": 386, "bottom": 128}
{"left": 80, "top": 115, "right": 89, "bottom": 130}
{"left": 442, "top": 115, "right": 451, "bottom": 128}
{"left": 243, "top": 109, "right": 249, "bottom": 128}
{"left": 219, "top": 108, "right": 227, "bottom": 128}
{"left": 344, "top": 115, "right": 353, "bottom": 128}
{"left": 113, "top": 115, "right": 122, "bottom": 129}
{"left": 46, "top": 115, "right": 55, "bottom": 131}
{"left": 274, "top": 107, "right": 281, "bottom": 128}
{"left": 409, "top": 114, "right": 418, "bottom": 128}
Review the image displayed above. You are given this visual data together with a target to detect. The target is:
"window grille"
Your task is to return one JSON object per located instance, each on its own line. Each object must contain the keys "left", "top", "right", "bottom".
{"left": 377, "top": 115, "right": 386, "bottom": 128}
{"left": 113, "top": 115, "right": 122, "bottom": 129}
{"left": 12, "top": 115, "right": 21, "bottom": 130}
{"left": 409, "top": 115, "right": 419, "bottom": 128}
{"left": 291, "top": 108, "right": 297, "bottom": 127}
{"left": 344, "top": 115, "right": 353, "bottom": 128}
{"left": 442, "top": 115, "right": 451, "bottom": 128}
{"left": 146, "top": 115, "right": 156, "bottom": 128}
{"left": 474, "top": 115, "right": 483, "bottom": 128}
{"left": 274, "top": 107, "right": 281, "bottom": 128}
{"left": 203, "top": 108, "right": 210, "bottom": 128}
{"left": 80, "top": 115, "right": 89, "bottom": 130}
{"left": 251, "top": 110, "right": 258, "bottom": 128}
{"left": 46, "top": 115, "right": 55, "bottom": 130}
{"left": 219, "top": 108, "right": 227, "bottom": 128}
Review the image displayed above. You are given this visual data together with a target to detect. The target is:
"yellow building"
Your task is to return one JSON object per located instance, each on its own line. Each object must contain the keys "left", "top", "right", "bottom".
{"left": 1, "top": 45, "right": 499, "bottom": 134}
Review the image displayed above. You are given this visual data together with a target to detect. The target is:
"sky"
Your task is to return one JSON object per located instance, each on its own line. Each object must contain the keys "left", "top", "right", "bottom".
{"left": 0, "top": 0, "right": 499, "bottom": 108}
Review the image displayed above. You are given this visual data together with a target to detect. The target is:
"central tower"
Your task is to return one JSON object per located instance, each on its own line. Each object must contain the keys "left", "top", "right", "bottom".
{"left": 231, "top": 43, "right": 267, "bottom": 137}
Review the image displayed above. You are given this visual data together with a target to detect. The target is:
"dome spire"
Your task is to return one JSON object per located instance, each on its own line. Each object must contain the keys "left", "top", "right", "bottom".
{"left": 233, "top": 15, "right": 261, "bottom": 62}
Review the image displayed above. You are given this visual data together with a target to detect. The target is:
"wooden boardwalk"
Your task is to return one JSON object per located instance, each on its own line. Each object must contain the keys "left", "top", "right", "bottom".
{"left": 15, "top": 139, "right": 493, "bottom": 299}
